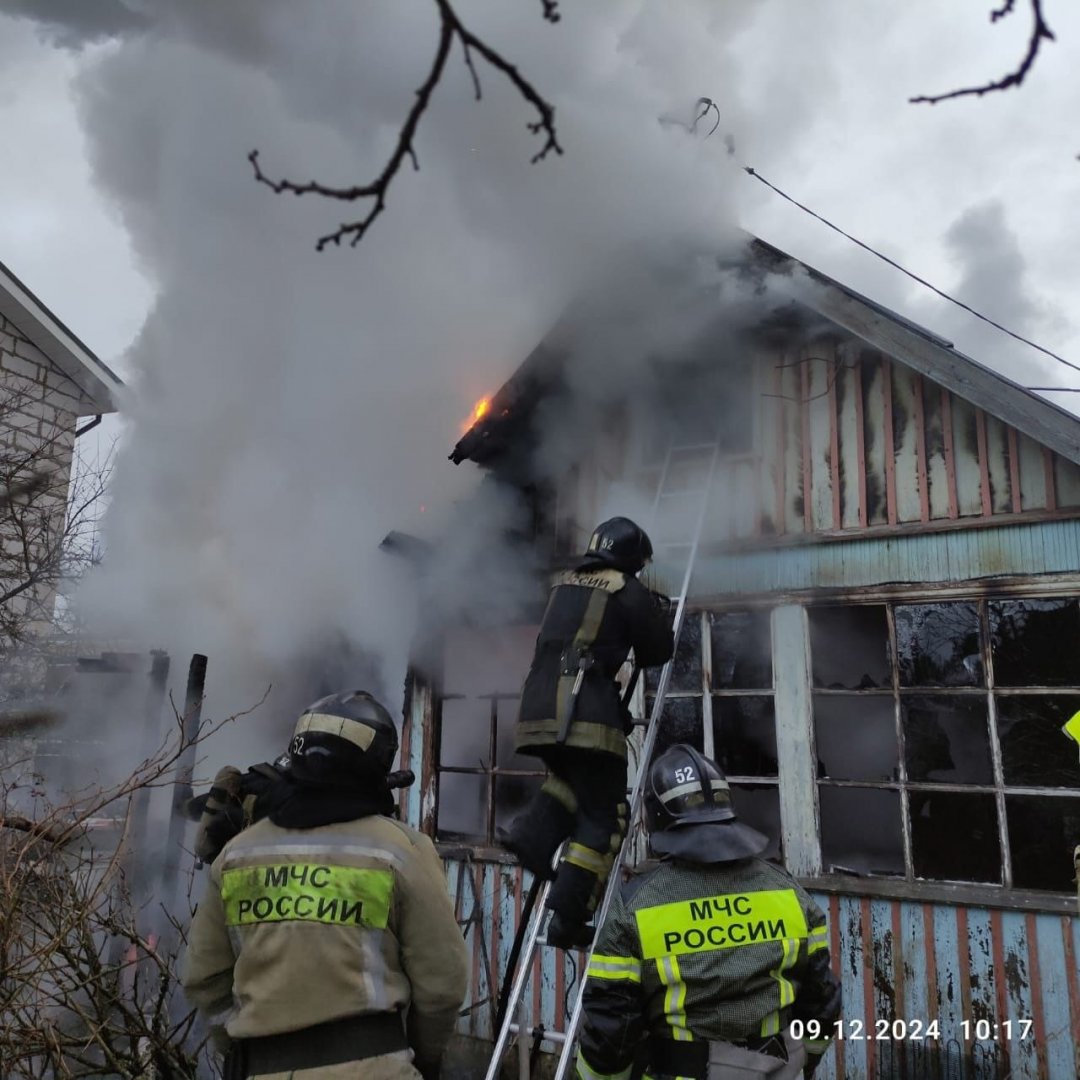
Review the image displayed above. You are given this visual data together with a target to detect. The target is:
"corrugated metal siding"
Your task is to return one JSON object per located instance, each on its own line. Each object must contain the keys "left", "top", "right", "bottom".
{"left": 437, "top": 855, "right": 1080, "bottom": 1079}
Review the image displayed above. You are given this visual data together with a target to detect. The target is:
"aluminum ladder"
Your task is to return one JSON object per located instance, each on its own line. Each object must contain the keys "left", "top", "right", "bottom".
{"left": 483, "top": 435, "right": 722, "bottom": 1080}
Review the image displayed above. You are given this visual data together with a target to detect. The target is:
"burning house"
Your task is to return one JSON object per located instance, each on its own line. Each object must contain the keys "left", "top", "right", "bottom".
{"left": 398, "top": 239, "right": 1080, "bottom": 1079}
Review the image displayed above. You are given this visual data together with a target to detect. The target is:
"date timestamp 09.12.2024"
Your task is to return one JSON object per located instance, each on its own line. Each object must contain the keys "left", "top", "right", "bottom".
{"left": 789, "top": 1019, "right": 1035, "bottom": 1042}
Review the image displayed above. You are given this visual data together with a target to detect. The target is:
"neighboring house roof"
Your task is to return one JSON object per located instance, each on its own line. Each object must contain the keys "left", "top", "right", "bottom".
{"left": 0, "top": 258, "right": 123, "bottom": 416}
{"left": 450, "top": 237, "right": 1080, "bottom": 468}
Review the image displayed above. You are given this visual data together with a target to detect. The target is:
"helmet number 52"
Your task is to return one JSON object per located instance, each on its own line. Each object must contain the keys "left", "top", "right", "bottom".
{"left": 674, "top": 766, "right": 696, "bottom": 784}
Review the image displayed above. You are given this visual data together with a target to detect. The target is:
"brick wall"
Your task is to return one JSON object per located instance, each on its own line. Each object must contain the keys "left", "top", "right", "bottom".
{"left": 0, "top": 311, "right": 93, "bottom": 646}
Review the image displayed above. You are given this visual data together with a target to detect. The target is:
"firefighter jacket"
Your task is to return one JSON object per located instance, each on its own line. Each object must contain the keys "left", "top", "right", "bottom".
{"left": 181, "top": 812, "right": 469, "bottom": 1070}
{"left": 576, "top": 856, "right": 841, "bottom": 1079}
{"left": 516, "top": 566, "right": 674, "bottom": 758}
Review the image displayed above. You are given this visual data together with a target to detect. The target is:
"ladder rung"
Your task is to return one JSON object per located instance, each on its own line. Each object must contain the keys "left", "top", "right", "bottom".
{"left": 508, "top": 1024, "right": 569, "bottom": 1044}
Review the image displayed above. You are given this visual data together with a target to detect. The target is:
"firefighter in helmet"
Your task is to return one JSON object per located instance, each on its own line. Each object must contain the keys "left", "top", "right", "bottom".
{"left": 503, "top": 516, "right": 675, "bottom": 950}
{"left": 575, "top": 745, "right": 842, "bottom": 1080}
{"left": 182, "top": 691, "right": 468, "bottom": 1080}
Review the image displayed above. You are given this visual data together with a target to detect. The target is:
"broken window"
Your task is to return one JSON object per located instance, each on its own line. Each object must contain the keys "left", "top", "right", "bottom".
{"left": 819, "top": 787, "right": 905, "bottom": 877}
{"left": 712, "top": 697, "right": 778, "bottom": 778}
{"left": 909, "top": 791, "right": 1000, "bottom": 883}
{"left": 895, "top": 602, "right": 982, "bottom": 687}
{"left": 990, "top": 598, "right": 1080, "bottom": 687}
{"left": 901, "top": 697, "right": 993, "bottom": 785}
{"left": 435, "top": 625, "right": 544, "bottom": 844}
{"left": 809, "top": 605, "right": 890, "bottom": 689}
{"left": 710, "top": 610, "right": 772, "bottom": 690}
{"left": 647, "top": 609, "right": 780, "bottom": 836}
{"left": 814, "top": 696, "right": 897, "bottom": 782}
{"left": 997, "top": 695, "right": 1080, "bottom": 788}
{"left": 811, "top": 597, "right": 1080, "bottom": 893}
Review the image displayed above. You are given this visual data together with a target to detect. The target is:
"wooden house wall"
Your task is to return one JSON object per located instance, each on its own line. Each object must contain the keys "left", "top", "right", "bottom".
{"left": 421, "top": 334, "right": 1080, "bottom": 1076}
{"left": 434, "top": 853, "right": 1080, "bottom": 1080}
{"left": 554, "top": 340, "right": 1080, "bottom": 553}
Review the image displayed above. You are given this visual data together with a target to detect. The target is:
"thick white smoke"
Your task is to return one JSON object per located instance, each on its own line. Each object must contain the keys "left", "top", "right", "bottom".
{"left": 3, "top": 2, "right": 757, "bottom": 753}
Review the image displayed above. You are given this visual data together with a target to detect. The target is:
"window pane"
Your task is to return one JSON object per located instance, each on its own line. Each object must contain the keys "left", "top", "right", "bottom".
{"left": 730, "top": 784, "right": 781, "bottom": 861}
{"left": 1007, "top": 795, "right": 1080, "bottom": 891}
{"left": 494, "top": 698, "right": 538, "bottom": 770}
{"left": 439, "top": 697, "right": 491, "bottom": 768}
{"left": 813, "top": 696, "right": 897, "bottom": 782}
{"left": 712, "top": 696, "right": 778, "bottom": 778}
{"left": 998, "top": 695, "right": 1080, "bottom": 788}
{"left": 819, "top": 787, "right": 905, "bottom": 876}
{"left": 710, "top": 610, "right": 772, "bottom": 690}
{"left": 652, "top": 696, "right": 704, "bottom": 758}
{"left": 902, "top": 696, "right": 993, "bottom": 784}
{"left": 670, "top": 613, "right": 703, "bottom": 692}
{"left": 436, "top": 772, "right": 486, "bottom": 840}
{"left": 909, "top": 791, "right": 1000, "bottom": 883}
{"left": 895, "top": 603, "right": 982, "bottom": 687}
{"left": 645, "top": 611, "right": 702, "bottom": 693}
{"left": 991, "top": 598, "right": 1080, "bottom": 687}
{"left": 809, "top": 606, "right": 890, "bottom": 689}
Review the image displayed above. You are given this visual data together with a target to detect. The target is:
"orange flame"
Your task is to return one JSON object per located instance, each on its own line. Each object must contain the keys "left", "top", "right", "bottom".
{"left": 462, "top": 395, "right": 491, "bottom": 432}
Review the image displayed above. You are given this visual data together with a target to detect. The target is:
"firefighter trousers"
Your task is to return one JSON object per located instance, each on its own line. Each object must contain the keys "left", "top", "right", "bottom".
{"left": 506, "top": 749, "right": 627, "bottom": 927}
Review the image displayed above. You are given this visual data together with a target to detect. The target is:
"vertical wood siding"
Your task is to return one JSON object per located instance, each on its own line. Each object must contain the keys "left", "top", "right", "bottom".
{"left": 439, "top": 855, "right": 1080, "bottom": 1079}
{"left": 559, "top": 343, "right": 1080, "bottom": 547}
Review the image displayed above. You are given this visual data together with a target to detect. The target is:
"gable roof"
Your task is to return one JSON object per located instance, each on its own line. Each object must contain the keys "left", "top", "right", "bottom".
{"left": 450, "top": 237, "right": 1080, "bottom": 468}
{"left": 748, "top": 239, "right": 1080, "bottom": 467}
{"left": 0, "top": 258, "right": 123, "bottom": 415}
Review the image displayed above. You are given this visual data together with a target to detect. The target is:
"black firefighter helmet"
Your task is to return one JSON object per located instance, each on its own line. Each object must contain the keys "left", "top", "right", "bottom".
{"left": 289, "top": 690, "right": 399, "bottom": 787}
{"left": 644, "top": 744, "right": 769, "bottom": 863}
{"left": 581, "top": 516, "right": 653, "bottom": 575}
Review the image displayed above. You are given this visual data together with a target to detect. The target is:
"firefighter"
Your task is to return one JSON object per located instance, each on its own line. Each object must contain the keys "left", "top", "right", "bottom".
{"left": 576, "top": 745, "right": 841, "bottom": 1080}
{"left": 503, "top": 516, "right": 675, "bottom": 950}
{"left": 182, "top": 691, "right": 469, "bottom": 1080}
{"left": 188, "top": 757, "right": 291, "bottom": 865}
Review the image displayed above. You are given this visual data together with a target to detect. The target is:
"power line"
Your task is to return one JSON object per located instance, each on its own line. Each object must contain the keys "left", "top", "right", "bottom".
{"left": 743, "top": 165, "right": 1080, "bottom": 392}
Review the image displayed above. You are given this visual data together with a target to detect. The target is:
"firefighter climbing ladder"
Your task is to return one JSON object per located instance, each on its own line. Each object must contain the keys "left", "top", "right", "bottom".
{"left": 483, "top": 435, "right": 722, "bottom": 1080}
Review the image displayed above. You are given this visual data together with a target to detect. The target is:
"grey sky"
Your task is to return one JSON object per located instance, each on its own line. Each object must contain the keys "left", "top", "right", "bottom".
{"left": 0, "top": 1, "right": 1077, "bottom": 738}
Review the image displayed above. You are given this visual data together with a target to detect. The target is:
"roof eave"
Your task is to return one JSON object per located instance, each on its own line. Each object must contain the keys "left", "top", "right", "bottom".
{"left": 0, "top": 260, "right": 123, "bottom": 416}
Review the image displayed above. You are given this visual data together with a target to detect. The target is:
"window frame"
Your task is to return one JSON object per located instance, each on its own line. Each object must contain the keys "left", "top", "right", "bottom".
{"left": 800, "top": 588, "right": 1080, "bottom": 907}
{"left": 434, "top": 690, "right": 546, "bottom": 846}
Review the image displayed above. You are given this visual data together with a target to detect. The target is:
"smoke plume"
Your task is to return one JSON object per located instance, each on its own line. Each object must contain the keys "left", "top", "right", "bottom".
{"left": 2, "top": 1, "right": 757, "bottom": 757}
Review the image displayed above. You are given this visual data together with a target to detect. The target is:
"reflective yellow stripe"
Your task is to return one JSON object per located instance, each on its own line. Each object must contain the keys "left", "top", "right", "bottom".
{"left": 221, "top": 863, "right": 393, "bottom": 928}
{"left": 1064, "top": 709, "right": 1080, "bottom": 746}
{"left": 586, "top": 954, "right": 642, "bottom": 983}
{"left": 808, "top": 924, "right": 828, "bottom": 955}
{"left": 803, "top": 1038, "right": 830, "bottom": 1054}
{"left": 575, "top": 1052, "right": 631, "bottom": 1080}
{"left": 566, "top": 843, "right": 608, "bottom": 876}
{"left": 635, "top": 889, "right": 808, "bottom": 959}
{"left": 655, "top": 955, "right": 692, "bottom": 1042}
{"left": 543, "top": 774, "right": 578, "bottom": 813}
{"left": 759, "top": 936, "right": 800, "bottom": 1036}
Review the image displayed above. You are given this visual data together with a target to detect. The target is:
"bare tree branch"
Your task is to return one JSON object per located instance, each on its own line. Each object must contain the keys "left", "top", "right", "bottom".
{"left": 250, "top": 0, "right": 562, "bottom": 251}
{"left": 910, "top": 0, "right": 1055, "bottom": 104}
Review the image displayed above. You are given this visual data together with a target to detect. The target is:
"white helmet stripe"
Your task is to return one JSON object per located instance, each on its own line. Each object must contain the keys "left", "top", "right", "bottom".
{"left": 658, "top": 778, "right": 729, "bottom": 804}
{"left": 294, "top": 711, "right": 377, "bottom": 750}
